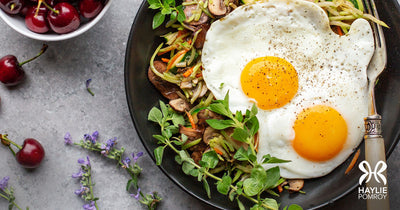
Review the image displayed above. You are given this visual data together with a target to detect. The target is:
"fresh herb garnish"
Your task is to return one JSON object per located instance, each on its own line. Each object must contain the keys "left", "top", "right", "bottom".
{"left": 147, "top": 0, "right": 186, "bottom": 29}
{"left": 148, "top": 93, "right": 295, "bottom": 210}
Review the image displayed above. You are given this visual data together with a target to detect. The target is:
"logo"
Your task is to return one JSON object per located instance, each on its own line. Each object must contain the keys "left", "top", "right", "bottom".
{"left": 357, "top": 160, "right": 388, "bottom": 200}
{"left": 358, "top": 160, "right": 387, "bottom": 185}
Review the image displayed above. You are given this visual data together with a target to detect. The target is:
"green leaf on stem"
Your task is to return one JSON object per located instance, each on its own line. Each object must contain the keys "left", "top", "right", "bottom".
{"left": 148, "top": 107, "right": 162, "bottom": 124}
{"left": 199, "top": 150, "right": 219, "bottom": 169}
{"left": 154, "top": 146, "right": 165, "bottom": 165}
{"left": 217, "top": 174, "right": 232, "bottom": 195}
{"left": 205, "top": 119, "right": 234, "bottom": 130}
{"left": 262, "top": 154, "right": 291, "bottom": 164}
{"left": 153, "top": 12, "right": 166, "bottom": 29}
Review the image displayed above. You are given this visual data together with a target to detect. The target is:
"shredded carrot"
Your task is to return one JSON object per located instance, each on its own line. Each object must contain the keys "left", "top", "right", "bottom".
{"left": 183, "top": 66, "right": 194, "bottom": 78}
{"left": 185, "top": 110, "right": 196, "bottom": 129}
{"left": 254, "top": 133, "right": 259, "bottom": 153}
{"left": 214, "top": 147, "right": 223, "bottom": 155}
{"left": 167, "top": 49, "right": 188, "bottom": 72}
{"left": 195, "top": 72, "right": 202, "bottom": 78}
{"left": 277, "top": 185, "right": 283, "bottom": 193}
{"left": 161, "top": 58, "right": 170, "bottom": 63}
{"left": 345, "top": 149, "right": 360, "bottom": 174}
{"left": 336, "top": 25, "right": 344, "bottom": 36}
{"left": 187, "top": 39, "right": 192, "bottom": 45}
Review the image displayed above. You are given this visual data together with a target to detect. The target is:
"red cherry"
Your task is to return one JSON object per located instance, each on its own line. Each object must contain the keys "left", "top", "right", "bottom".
{"left": 0, "top": 55, "right": 25, "bottom": 86}
{"left": 15, "top": 138, "right": 45, "bottom": 168}
{"left": 79, "top": 0, "right": 103, "bottom": 19}
{"left": 47, "top": 2, "right": 80, "bottom": 34}
{"left": 0, "top": 44, "right": 47, "bottom": 86}
{"left": 0, "top": 0, "right": 24, "bottom": 15}
{"left": 25, "top": 5, "right": 50, "bottom": 33}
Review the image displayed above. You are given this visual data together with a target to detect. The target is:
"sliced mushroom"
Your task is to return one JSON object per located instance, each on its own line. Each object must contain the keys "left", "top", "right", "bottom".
{"left": 198, "top": 109, "right": 223, "bottom": 120}
{"left": 169, "top": 98, "right": 191, "bottom": 113}
{"left": 179, "top": 125, "right": 203, "bottom": 139}
{"left": 287, "top": 179, "right": 304, "bottom": 192}
{"left": 208, "top": 0, "right": 227, "bottom": 16}
{"left": 194, "top": 23, "right": 210, "bottom": 49}
{"left": 203, "top": 127, "right": 219, "bottom": 144}
{"left": 148, "top": 61, "right": 180, "bottom": 100}
{"left": 184, "top": 4, "right": 209, "bottom": 26}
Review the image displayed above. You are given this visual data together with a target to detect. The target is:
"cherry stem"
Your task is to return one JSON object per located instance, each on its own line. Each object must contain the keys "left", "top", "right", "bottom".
{"left": 10, "top": 3, "right": 15, "bottom": 11}
{"left": 40, "top": 0, "right": 59, "bottom": 15}
{"left": 0, "top": 134, "right": 22, "bottom": 152}
{"left": 18, "top": 44, "right": 48, "bottom": 66}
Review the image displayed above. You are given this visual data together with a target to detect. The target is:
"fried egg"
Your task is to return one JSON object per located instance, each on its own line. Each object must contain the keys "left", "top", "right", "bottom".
{"left": 201, "top": 0, "right": 375, "bottom": 178}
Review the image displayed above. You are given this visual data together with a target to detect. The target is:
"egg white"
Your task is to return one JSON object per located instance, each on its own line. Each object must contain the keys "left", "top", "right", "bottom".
{"left": 202, "top": 0, "right": 375, "bottom": 178}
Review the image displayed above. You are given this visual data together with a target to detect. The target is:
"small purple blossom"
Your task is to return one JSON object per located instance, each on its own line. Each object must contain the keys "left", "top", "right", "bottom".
{"left": 86, "top": 79, "right": 95, "bottom": 96}
{"left": 83, "top": 201, "right": 96, "bottom": 210}
{"left": 100, "top": 137, "right": 117, "bottom": 156}
{"left": 130, "top": 188, "right": 141, "bottom": 200}
{"left": 132, "top": 151, "right": 144, "bottom": 163}
{"left": 84, "top": 131, "right": 99, "bottom": 144}
{"left": 64, "top": 132, "right": 73, "bottom": 145}
{"left": 122, "top": 157, "right": 131, "bottom": 168}
{"left": 78, "top": 156, "right": 91, "bottom": 166}
{"left": 72, "top": 168, "right": 84, "bottom": 178}
{"left": 74, "top": 184, "right": 89, "bottom": 196}
{"left": 0, "top": 176, "right": 9, "bottom": 191}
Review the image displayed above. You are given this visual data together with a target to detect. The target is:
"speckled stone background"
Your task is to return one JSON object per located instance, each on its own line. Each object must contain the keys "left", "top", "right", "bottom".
{"left": 0, "top": 0, "right": 398, "bottom": 209}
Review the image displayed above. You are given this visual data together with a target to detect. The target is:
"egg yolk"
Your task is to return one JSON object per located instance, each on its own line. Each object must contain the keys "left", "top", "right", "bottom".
{"left": 292, "top": 105, "right": 348, "bottom": 162}
{"left": 240, "top": 56, "right": 298, "bottom": 110}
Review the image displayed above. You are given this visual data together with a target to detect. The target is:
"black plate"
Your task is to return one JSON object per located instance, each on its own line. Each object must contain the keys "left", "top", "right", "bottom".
{"left": 124, "top": 0, "right": 400, "bottom": 209}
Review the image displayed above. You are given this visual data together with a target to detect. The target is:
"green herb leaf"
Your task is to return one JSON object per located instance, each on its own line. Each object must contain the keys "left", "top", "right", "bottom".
{"left": 235, "top": 110, "right": 243, "bottom": 122}
{"left": 199, "top": 150, "right": 219, "bottom": 169}
{"left": 209, "top": 103, "right": 231, "bottom": 118}
{"left": 237, "top": 198, "right": 245, "bottom": 210}
{"left": 203, "top": 178, "right": 211, "bottom": 199}
{"left": 206, "top": 119, "right": 235, "bottom": 130}
{"left": 246, "top": 116, "right": 259, "bottom": 136}
{"left": 233, "top": 147, "right": 249, "bottom": 161}
{"left": 284, "top": 204, "right": 303, "bottom": 210}
{"left": 148, "top": 107, "right": 162, "bottom": 124}
{"left": 159, "top": 100, "right": 169, "bottom": 118}
{"left": 263, "top": 166, "right": 280, "bottom": 189}
{"left": 262, "top": 154, "right": 291, "bottom": 164}
{"left": 217, "top": 175, "right": 232, "bottom": 195}
{"left": 182, "top": 161, "right": 195, "bottom": 175}
{"left": 153, "top": 12, "right": 165, "bottom": 29}
{"left": 262, "top": 198, "right": 279, "bottom": 210}
{"left": 243, "top": 165, "right": 267, "bottom": 196}
{"left": 232, "top": 127, "right": 249, "bottom": 142}
{"left": 176, "top": 5, "right": 186, "bottom": 22}
{"left": 154, "top": 146, "right": 165, "bottom": 165}
{"left": 147, "top": 0, "right": 162, "bottom": 9}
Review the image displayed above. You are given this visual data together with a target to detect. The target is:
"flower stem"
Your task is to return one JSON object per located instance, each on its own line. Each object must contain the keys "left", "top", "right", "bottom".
{"left": 87, "top": 167, "right": 99, "bottom": 210}
{"left": 18, "top": 44, "right": 48, "bottom": 66}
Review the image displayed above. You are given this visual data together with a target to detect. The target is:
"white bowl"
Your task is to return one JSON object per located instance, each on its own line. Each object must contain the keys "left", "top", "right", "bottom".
{"left": 0, "top": 0, "right": 112, "bottom": 41}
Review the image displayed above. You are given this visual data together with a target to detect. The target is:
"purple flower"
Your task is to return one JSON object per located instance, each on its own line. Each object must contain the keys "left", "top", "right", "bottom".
{"left": 0, "top": 176, "right": 9, "bottom": 191}
{"left": 83, "top": 201, "right": 96, "bottom": 210}
{"left": 132, "top": 151, "right": 144, "bottom": 163}
{"left": 85, "top": 79, "right": 92, "bottom": 89}
{"left": 86, "top": 79, "right": 95, "bottom": 96}
{"left": 78, "top": 156, "right": 91, "bottom": 166}
{"left": 101, "top": 137, "right": 117, "bottom": 156}
{"left": 122, "top": 157, "right": 131, "bottom": 168}
{"left": 84, "top": 131, "right": 99, "bottom": 144}
{"left": 72, "top": 168, "right": 84, "bottom": 178}
{"left": 130, "top": 188, "right": 141, "bottom": 200}
{"left": 64, "top": 132, "right": 73, "bottom": 145}
{"left": 74, "top": 184, "right": 89, "bottom": 196}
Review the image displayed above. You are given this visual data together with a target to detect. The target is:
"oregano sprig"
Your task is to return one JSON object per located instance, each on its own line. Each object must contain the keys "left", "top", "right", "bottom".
{"left": 148, "top": 93, "right": 298, "bottom": 210}
{"left": 147, "top": 0, "right": 186, "bottom": 29}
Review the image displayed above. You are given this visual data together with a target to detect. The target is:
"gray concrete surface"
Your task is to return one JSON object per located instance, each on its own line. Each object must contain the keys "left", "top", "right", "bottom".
{"left": 0, "top": 0, "right": 398, "bottom": 209}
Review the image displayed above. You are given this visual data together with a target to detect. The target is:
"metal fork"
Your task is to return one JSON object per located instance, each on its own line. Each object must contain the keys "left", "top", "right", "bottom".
{"left": 362, "top": 0, "right": 389, "bottom": 209}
